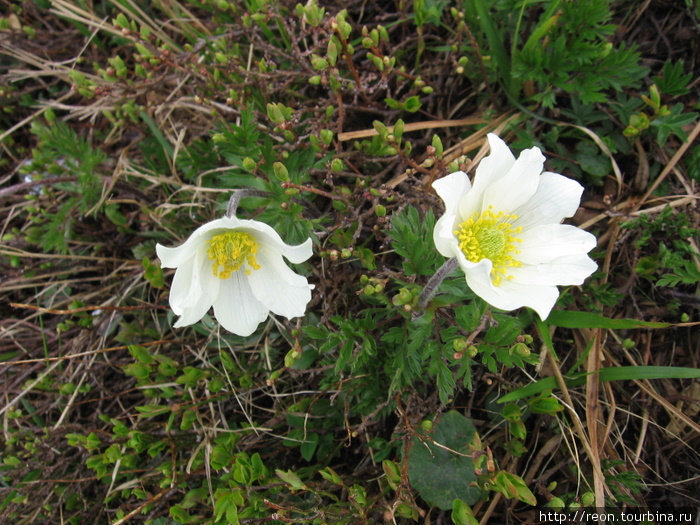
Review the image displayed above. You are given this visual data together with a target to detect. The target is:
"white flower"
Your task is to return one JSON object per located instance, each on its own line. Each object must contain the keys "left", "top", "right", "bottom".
{"left": 156, "top": 216, "right": 313, "bottom": 336}
{"left": 432, "top": 133, "right": 597, "bottom": 319}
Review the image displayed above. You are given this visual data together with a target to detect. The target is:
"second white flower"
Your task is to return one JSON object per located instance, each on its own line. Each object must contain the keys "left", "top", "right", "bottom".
{"left": 432, "top": 133, "right": 597, "bottom": 319}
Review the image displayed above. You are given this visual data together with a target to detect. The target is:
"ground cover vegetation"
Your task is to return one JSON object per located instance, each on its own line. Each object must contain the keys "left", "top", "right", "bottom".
{"left": 0, "top": 0, "right": 699, "bottom": 523}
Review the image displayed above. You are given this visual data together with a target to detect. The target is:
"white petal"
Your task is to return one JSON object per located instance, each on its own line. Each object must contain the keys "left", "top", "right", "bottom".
{"left": 236, "top": 219, "right": 313, "bottom": 264}
{"left": 481, "top": 145, "right": 544, "bottom": 212}
{"left": 459, "top": 134, "right": 515, "bottom": 218}
{"left": 248, "top": 249, "right": 313, "bottom": 319}
{"left": 433, "top": 217, "right": 461, "bottom": 258}
{"left": 455, "top": 250, "right": 560, "bottom": 319}
{"left": 509, "top": 254, "right": 598, "bottom": 286}
{"left": 518, "top": 224, "right": 597, "bottom": 265}
{"left": 170, "top": 250, "right": 219, "bottom": 327}
{"left": 433, "top": 170, "right": 471, "bottom": 212}
{"left": 212, "top": 271, "right": 269, "bottom": 336}
{"left": 511, "top": 172, "right": 584, "bottom": 230}
{"left": 432, "top": 171, "right": 470, "bottom": 257}
{"left": 488, "top": 279, "right": 560, "bottom": 320}
{"left": 466, "top": 275, "right": 559, "bottom": 319}
{"left": 156, "top": 216, "right": 242, "bottom": 268}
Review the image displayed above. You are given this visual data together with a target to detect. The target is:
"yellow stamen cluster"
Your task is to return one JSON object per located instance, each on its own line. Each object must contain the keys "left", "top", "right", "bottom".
{"left": 207, "top": 231, "right": 261, "bottom": 279}
{"left": 455, "top": 206, "right": 523, "bottom": 286}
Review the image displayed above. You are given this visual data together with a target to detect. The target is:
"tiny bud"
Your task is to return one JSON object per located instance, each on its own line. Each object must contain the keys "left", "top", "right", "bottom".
{"left": 452, "top": 352, "right": 463, "bottom": 360}
{"left": 330, "top": 158, "right": 345, "bottom": 172}
{"left": 510, "top": 342, "right": 530, "bottom": 357}
{"left": 340, "top": 248, "right": 352, "bottom": 259}
{"left": 329, "top": 249, "right": 339, "bottom": 261}
{"left": 426, "top": 145, "right": 436, "bottom": 156}
{"left": 452, "top": 338, "right": 468, "bottom": 352}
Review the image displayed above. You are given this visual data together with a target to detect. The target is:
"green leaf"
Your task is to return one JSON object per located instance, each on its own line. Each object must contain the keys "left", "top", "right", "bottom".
{"left": 403, "top": 96, "right": 422, "bottom": 113}
{"left": 492, "top": 471, "right": 536, "bottom": 505}
{"left": 407, "top": 410, "right": 482, "bottom": 509}
{"left": 546, "top": 310, "right": 670, "bottom": 329}
{"left": 654, "top": 60, "right": 692, "bottom": 96}
{"left": 210, "top": 445, "right": 233, "bottom": 470}
{"left": 651, "top": 103, "right": 698, "bottom": 145}
{"left": 527, "top": 394, "right": 564, "bottom": 414}
{"left": 275, "top": 469, "right": 307, "bottom": 491}
{"left": 128, "top": 344, "right": 155, "bottom": 365}
{"left": 300, "top": 433, "right": 319, "bottom": 461}
{"left": 388, "top": 206, "right": 441, "bottom": 275}
{"left": 484, "top": 314, "right": 523, "bottom": 346}
{"left": 135, "top": 404, "right": 170, "bottom": 417}
{"left": 122, "top": 362, "right": 151, "bottom": 380}
{"left": 451, "top": 499, "right": 480, "bottom": 525}
{"left": 319, "top": 466, "right": 344, "bottom": 486}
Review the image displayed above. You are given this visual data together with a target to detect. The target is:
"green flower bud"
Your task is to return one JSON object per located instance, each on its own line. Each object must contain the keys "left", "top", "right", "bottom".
{"left": 320, "top": 129, "right": 334, "bottom": 145}
{"left": 452, "top": 338, "right": 468, "bottom": 352}
{"left": 311, "top": 55, "right": 328, "bottom": 70}
{"left": 330, "top": 158, "right": 345, "bottom": 172}
{"left": 273, "top": 161, "right": 290, "bottom": 181}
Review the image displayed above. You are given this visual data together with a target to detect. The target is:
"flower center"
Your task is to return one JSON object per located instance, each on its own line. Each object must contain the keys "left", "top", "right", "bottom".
{"left": 207, "top": 231, "right": 261, "bottom": 279}
{"left": 455, "top": 206, "right": 523, "bottom": 286}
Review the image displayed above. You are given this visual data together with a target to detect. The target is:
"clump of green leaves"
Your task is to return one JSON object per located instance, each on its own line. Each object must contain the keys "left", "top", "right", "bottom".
{"left": 23, "top": 119, "right": 107, "bottom": 253}
{"left": 467, "top": 0, "right": 647, "bottom": 107}
{"left": 624, "top": 207, "right": 700, "bottom": 290}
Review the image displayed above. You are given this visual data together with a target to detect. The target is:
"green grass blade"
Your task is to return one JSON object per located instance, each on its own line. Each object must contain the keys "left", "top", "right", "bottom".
{"left": 140, "top": 110, "right": 174, "bottom": 160}
{"left": 468, "top": 0, "right": 513, "bottom": 96}
{"left": 546, "top": 310, "right": 671, "bottom": 330}
{"left": 498, "top": 366, "right": 700, "bottom": 404}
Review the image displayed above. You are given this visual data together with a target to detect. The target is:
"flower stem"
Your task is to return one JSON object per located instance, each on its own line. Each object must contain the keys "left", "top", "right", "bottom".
{"left": 417, "top": 257, "right": 459, "bottom": 311}
{"left": 226, "top": 189, "right": 269, "bottom": 218}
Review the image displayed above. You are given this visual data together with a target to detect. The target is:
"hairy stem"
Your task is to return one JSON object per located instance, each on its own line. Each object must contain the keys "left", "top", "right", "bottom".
{"left": 417, "top": 257, "right": 459, "bottom": 311}
{"left": 226, "top": 188, "right": 269, "bottom": 218}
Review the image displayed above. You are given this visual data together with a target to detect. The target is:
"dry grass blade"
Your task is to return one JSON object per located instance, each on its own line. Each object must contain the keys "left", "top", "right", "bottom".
{"left": 337, "top": 116, "right": 487, "bottom": 141}
{"left": 634, "top": 120, "right": 700, "bottom": 211}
